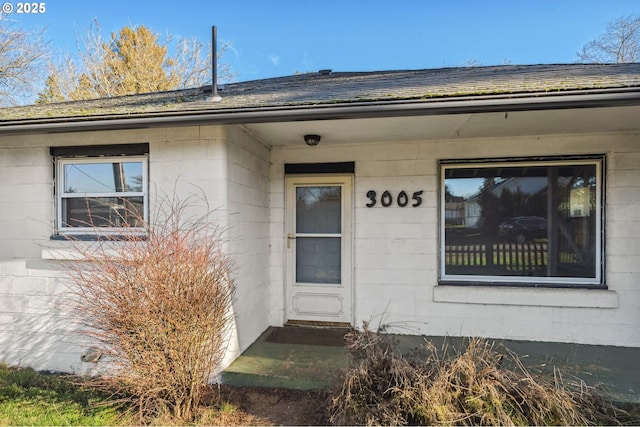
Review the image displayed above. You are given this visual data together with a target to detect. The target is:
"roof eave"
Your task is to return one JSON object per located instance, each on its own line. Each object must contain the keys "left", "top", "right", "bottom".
{"left": 1, "top": 87, "right": 639, "bottom": 136}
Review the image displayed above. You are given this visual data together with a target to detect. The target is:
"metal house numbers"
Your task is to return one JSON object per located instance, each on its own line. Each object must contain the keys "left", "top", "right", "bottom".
{"left": 366, "top": 190, "right": 423, "bottom": 208}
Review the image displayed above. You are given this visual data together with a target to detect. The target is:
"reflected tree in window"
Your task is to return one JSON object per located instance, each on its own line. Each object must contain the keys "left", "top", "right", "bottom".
{"left": 442, "top": 159, "right": 602, "bottom": 284}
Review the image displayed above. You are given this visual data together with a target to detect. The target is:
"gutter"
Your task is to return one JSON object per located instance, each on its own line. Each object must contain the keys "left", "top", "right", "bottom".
{"left": 1, "top": 88, "right": 639, "bottom": 135}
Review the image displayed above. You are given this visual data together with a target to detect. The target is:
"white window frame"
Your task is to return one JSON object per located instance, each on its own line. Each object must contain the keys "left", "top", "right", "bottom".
{"left": 440, "top": 157, "right": 603, "bottom": 287}
{"left": 56, "top": 155, "right": 149, "bottom": 235}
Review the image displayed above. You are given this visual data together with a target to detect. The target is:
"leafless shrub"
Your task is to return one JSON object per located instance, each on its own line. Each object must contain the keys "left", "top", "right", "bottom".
{"left": 330, "top": 323, "right": 632, "bottom": 426}
{"left": 330, "top": 323, "right": 422, "bottom": 426}
{"left": 61, "top": 193, "right": 236, "bottom": 423}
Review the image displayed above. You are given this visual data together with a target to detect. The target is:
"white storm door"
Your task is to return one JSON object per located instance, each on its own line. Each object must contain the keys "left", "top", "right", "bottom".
{"left": 285, "top": 176, "right": 352, "bottom": 324}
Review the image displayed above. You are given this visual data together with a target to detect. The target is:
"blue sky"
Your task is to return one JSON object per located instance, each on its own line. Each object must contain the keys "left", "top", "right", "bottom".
{"left": 4, "top": 0, "right": 640, "bottom": 82}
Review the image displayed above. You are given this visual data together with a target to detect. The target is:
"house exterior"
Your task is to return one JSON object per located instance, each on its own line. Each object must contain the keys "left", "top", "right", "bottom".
{"left": 1, "top": 64, "right": 639, "bottom": 374}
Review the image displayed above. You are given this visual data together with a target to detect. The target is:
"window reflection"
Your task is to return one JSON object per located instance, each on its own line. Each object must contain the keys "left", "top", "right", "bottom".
{"left": 62, "top": 197, "right": 144, "bottom": 228}
{"left": 296, "top": 186, "right": 341, "bottom": 234}
{"left": 443, "top": 162, "right": 599, "bottom": 281}
{"left": 58, "top": 157, "right": 147, "bottom": 231}
{"left": 63, "top": 162, "right": 143, "bottom": 193}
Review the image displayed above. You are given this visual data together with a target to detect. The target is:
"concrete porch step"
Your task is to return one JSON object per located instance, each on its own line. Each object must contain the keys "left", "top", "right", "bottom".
{"left": 222, "top": 326, "right": 348, "bottom": 390}
{"left": 222, "top": 326, "right": 640, "bottom": 403}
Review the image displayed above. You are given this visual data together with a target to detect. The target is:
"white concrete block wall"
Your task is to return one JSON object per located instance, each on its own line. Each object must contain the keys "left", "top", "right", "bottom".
{"left": 269, "top": 132, "right": 640, "bottom": 347}
{"left": 268, "top": 163, "right": 286, "bottom": 325}
{"left": 0, "top": 124, "right": 270, "bottom": 373}
{"left": 224, "top": 126, "right": 271, "bottom": 358}
{"left": 150, "top": 125, "right": 228, "bottom": 211}
{"left": 0, "top": 134, "right": 87, "bottom": 372}
{"left": 0, "top": 143, "right": 53, "bottom": 259}
{"left": 0, "top": 259, "right": 89, "bottom": 373}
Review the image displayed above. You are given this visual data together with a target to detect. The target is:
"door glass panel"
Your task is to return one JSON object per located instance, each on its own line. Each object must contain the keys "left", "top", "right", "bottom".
{"left": 296, "top": 237, "right": 341, "bottom": 284}
{"left": 296, "top": 186, "right": 341, "bottom": 233}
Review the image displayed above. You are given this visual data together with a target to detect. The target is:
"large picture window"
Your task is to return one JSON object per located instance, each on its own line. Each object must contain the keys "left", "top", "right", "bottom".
{"left": 440, "top": 157, "right": 603, "bottom": 287}
{"left": 55, "top": 155, "right": 148, "bottom": 234}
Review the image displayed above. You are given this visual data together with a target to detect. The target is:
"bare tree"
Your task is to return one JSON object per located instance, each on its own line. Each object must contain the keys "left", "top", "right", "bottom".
{"left": 38, "top": 21, "right": 235, "bottom": 102}
{"left": 172, "top": 36, "right": 234, "bottom": 89}
{"left": 578, "top": 15, "right": 640, "bottom": 63}
{"left": 0, "top": 19, "right": 48, "bottom": 106}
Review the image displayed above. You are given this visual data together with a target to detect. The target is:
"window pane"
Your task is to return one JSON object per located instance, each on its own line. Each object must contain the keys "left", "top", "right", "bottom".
{"left": 61, "top": 197, "right": 144, "bottom": 228}
{"left": 296, "top": 186, "right": 341, "bottom": 233}
{"left": 443, "top": 162, "right": 598, "bottom": 280}
{"left": 296, "top": 237, "right": 341, "bottom": 284}
{"left": 63, "top": 162, "right": 143, "bottom": 193}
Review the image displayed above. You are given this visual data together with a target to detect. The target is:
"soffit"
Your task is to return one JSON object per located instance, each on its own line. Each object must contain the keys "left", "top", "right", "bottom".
{"left": 242, "top": 105, "right": 640, "bottom": 146}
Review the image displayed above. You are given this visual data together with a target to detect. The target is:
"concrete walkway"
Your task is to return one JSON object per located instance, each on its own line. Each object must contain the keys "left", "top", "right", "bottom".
{"left": 222, "top": 326, "right": 347, "bottom": 390}
{"left": 222, "top": 326, "right": 640, "bottom": 403}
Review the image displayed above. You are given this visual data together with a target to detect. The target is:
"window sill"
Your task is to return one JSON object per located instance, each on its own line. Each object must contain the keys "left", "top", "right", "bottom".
{"left": 50, "top": 233, "right": 146, "bottom": 241}
{"left": 433, "top": 284, "right": 618, "bottom": 308}
{"left": 42, "top": 240, "right": 138, "bottom": 261}
{"left": 42, "top": 247, "right": 86, "bottom": 261}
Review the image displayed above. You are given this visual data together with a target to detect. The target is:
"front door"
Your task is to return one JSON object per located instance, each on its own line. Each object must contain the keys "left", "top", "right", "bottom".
{"left": 285, "top": 176, "right": 352, "bottom": 324}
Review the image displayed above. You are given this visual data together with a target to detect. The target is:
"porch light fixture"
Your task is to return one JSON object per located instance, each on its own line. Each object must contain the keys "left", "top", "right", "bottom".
{"left": 304, "top": 134, "right": 321, "bottom": 146}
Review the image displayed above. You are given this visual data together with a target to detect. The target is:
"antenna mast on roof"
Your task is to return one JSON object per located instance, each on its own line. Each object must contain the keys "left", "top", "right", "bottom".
{"left": 208, "top": 25, "right": 222, "bottom": 102}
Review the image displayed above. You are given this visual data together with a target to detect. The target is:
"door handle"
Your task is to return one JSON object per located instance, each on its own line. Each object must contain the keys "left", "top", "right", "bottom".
{"left": 287, "top": 233, "right": 296, "bottom": 249}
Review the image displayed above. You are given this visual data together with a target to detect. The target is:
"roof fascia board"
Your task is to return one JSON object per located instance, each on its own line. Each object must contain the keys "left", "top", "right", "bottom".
{"left": 1, "top": 89, "right": 639, "bottom": 135}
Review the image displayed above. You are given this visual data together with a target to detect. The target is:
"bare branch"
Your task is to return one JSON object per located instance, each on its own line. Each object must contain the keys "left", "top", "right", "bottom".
{"left": 171, "top": 37, "right": 236, "bottom": 88}
{"left": 577, "top": 15, "right": 640, "bottom": 63}
{"left": 0, "top": 20, "right": 49, "bottom": 106}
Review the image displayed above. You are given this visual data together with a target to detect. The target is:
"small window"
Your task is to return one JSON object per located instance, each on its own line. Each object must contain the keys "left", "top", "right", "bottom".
{"left": 440, "top": 156, "right": 603, "bottom": 287}
{"left": 55, "top": 155, "right": 148, "bottom": 234}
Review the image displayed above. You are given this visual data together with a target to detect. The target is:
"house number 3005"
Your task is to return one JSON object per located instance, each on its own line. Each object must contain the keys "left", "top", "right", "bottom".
{"left": 366, "top": 190, "right": 424, "bottom": 208}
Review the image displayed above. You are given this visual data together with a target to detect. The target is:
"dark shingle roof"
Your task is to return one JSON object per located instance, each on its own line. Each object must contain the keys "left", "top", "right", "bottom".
{"left": 2, "top": 63, "right": 640, "bottom": 123}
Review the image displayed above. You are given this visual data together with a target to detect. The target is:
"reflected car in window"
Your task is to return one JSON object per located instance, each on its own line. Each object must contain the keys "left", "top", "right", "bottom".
{"left": 498, "top": 216, "right": 548, "bottom": 243}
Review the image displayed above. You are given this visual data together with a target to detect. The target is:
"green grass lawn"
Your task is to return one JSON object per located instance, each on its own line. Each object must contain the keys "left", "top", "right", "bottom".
{"left": 0, "top": 363, "right": 127, "bottom": 426}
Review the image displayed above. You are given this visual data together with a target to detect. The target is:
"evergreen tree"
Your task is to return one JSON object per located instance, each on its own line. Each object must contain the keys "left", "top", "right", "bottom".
{"left": 38, "top": 22, "right": 233, "bottom": 102}
{"left": 101, "top": 26, "right": 178, "bottom": 96}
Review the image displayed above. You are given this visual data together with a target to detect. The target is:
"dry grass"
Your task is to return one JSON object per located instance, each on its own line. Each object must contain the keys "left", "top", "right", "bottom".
{"left": 62, "top": 193, "right": 236, "bottom": 424}
{"left": 330, "top": 323, "right": 634, "bottom": 426}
